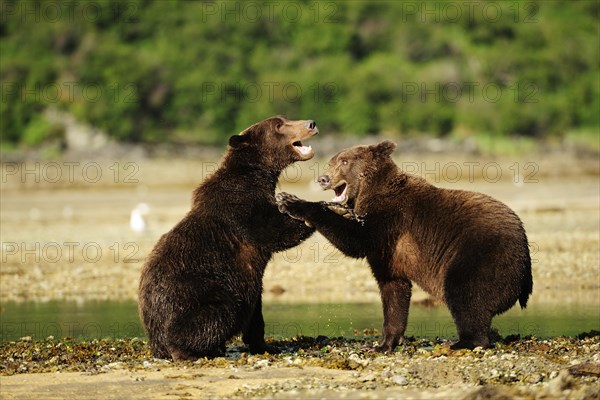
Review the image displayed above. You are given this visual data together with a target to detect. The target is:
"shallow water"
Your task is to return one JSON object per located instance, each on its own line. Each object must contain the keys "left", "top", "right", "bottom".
{"left": 1, "top": 300, "right": 598, "bottom": 342}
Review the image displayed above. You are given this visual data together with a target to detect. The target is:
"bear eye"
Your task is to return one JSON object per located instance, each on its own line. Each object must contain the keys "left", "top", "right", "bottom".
{"left": 341, "top": 159, "right": 348, "bottom": 166}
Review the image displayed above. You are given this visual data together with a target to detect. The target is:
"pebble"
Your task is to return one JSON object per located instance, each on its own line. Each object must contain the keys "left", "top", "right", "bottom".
{"left": 391, "top": 375, "right": 409, "bottom": 386}
{"left": 545, "top": 370, "right": 573, "bottom": 396}
{"left": 360, "top": 374, "right": 375, "bottom": 382}
{"left": 348, "top": 353, "right": 369, "bottom": 367}
{"left": 254, "top": 359, "right": 270, "bottom": 369}
{"left": 527, "top": 373, "right": 543, "bottom": 384}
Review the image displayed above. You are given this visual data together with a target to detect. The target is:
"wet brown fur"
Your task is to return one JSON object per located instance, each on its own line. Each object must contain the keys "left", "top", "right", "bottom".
{"left": 138, "top": 116, "right": 317, "bottom": 360}
{"left": 277, "top": 140, "right": 532, "bottom": 351}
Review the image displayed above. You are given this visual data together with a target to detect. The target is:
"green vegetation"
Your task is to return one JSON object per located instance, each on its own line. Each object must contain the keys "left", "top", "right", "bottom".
{"left": 1, "top": 0, "right": 598, "bottom": 147}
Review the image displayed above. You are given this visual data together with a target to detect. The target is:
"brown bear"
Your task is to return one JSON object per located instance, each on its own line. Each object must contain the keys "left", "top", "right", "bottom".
{"left": 138, "top": 116, "right": 318, "bottom": 360}
{"left": 276, "top": 140, "right": 533, "bottom": 351}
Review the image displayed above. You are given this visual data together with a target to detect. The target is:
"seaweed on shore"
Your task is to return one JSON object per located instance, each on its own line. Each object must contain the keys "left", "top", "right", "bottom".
{"left": 1, "top": 334, "right": 599, "bottom": 377}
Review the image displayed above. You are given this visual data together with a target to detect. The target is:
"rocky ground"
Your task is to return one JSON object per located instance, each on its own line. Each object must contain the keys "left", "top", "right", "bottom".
{"left": 1, "top": 334, "right": 599, "bottom": 399}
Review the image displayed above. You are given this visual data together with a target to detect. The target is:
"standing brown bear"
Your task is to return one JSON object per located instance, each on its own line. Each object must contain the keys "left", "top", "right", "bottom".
{"left": 139, "top": 116, "right": 318, "bottom": 360}
{"left": 277, "top": 140, "right": 532, "bottom": 351}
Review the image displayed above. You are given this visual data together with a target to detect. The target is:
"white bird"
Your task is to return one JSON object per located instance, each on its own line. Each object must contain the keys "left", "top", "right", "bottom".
{"left": 130, "top": 203, "right": 150, "bottom": 233}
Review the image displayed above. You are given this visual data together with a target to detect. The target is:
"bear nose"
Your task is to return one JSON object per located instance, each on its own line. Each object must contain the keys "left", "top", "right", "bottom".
{"left": 318, "top": 175, "right": 330, "bottom": 187}
{"left": 306, "top": 120, "right": 316, "bottom": 130}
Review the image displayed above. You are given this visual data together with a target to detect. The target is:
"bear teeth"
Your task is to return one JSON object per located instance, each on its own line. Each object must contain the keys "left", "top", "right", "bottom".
{"left": 294, "top": 144, "right": 312, "bottom": 156}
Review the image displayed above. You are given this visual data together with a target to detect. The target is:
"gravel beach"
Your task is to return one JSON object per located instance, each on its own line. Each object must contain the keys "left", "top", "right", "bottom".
{"left": 1, "top": 335, "right": 599, "bottom": 399}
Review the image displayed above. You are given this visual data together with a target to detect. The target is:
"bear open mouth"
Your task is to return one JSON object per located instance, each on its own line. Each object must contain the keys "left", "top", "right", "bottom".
{"left": 332, "top": 182, "right": 347, "bottom": 203}
{"left": 292, "top": 141, "right": 313, "bottom": 157}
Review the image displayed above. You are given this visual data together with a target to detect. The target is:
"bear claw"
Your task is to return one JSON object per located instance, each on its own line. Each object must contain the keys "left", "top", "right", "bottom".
{"left": 322, "top": 202, "right": 366, "bottom": 225}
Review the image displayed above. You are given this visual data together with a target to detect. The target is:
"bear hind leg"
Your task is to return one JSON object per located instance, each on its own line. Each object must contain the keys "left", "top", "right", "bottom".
{"left": 149, "top": 337, "right": 171, "bottom": 359}
{"left": 242, "top": 297, "right": 280, "bottom": 354}
{"left": 166, "top": 308, "right": 234, "bottom": 360}
{"left": 448, "top": 307, "right": 493, "bottom": 350}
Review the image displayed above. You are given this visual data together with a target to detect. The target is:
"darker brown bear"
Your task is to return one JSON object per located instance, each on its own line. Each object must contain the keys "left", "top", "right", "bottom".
{"left": 277, "top": 140, "right": 532, "bottom": 351}
{"left": 138, "top": 116, "right": 318, "bottom": 360}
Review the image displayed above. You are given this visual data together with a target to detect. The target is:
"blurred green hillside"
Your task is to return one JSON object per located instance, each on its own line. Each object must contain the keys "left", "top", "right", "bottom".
{"left": 1, "top": 0, "right": 598, "bottom": 147}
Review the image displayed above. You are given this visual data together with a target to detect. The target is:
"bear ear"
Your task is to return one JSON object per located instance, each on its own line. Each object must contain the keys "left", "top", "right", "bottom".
{"left": 228, "top": 134, "right": 252, "bottom": 149}
{"left": 269, "top": 116, "right": 285, "bottom": 133}
{"left": 370, "top": 140, "right": 397, "bottom": 158}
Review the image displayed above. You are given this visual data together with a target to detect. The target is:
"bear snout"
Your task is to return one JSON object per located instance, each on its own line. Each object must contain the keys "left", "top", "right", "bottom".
{"left": 318, "top": 175, "right": 331, "bottom": 188}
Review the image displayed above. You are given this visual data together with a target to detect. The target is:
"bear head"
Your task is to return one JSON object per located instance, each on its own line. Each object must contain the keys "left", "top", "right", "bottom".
{"left": 318, "top": 140, "right": 397, "bottom": 207}
{"left": 228, "top": 116, "right": 318, "bottom": 171}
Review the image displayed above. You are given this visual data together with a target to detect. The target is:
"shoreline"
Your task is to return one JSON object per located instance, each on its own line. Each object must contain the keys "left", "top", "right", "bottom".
{"left": 1, "top": 335, "right": 599, "bottom": 399}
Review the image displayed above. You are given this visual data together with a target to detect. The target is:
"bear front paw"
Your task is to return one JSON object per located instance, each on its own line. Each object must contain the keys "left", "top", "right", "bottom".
{"left": 276, "top": 192, "right": 301, "bottom": 206}
{"left": 324, "top": 202, "right": 354, "bottom": 218}
{"left": 275, "top": 192, "right": 307, "bottom": 221}
{"left": 322, "top": 202, "right": 366, "bottom": 225}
